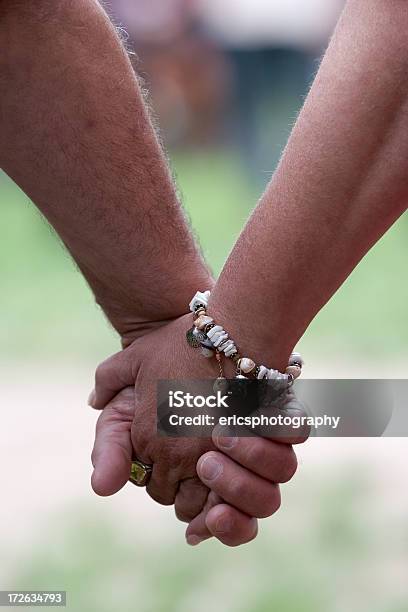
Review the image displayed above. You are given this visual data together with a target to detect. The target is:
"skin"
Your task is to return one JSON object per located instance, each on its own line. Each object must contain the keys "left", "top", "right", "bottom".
{"left": 0, "top": 0, "right": 299, "bottom": 545}
{"left": 92, "top": 0, "right": 408, "bottom": 545}
{"left": 92, "top": 387, "right": 301, "bottom": 547}
{"left": 0, "top": 0, "right": 212, "bottom": 340}
{"left": 90, "top": 315, "right": 307, "bottom": 545}
{"left": 209, "top": 0, "right": 408, "bottom": 366}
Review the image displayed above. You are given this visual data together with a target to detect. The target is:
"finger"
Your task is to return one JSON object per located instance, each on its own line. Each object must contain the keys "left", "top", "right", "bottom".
{"left": 273, "top": 404, "right": 311, "bottom": 444}
{"left": 197, "top": 451, "right": 281, "bottom": 518}
{"left": 248, "top": 395, "right": 311, "bottom": 444}
{"left": 90, "top": 347, "right": 136, "bottom": 410}
{"left": 212, "top": 427, "right": 298, "bottom": 483}
{"left": 145, "top": 460, "right": 180, "bottom": 506}
{"left": 141, "top": 434, "right": 213, "bottom": 508}
{"left": 129, "top": 417, "right": 183, "bottom": 507}
{"left": 205, "top": 504, "right": 258, "bottom": 547}
{"left": 174, "top": 477, "right": 210, "bottom": 522}
{"left": 185, "top": 492, "right": 258, "bottom": 547}
{"left": 91, "top": 387, "right": 135, "bottom": 496}
{"left": 185, "top": 490, "right": 221, "bottom": 545}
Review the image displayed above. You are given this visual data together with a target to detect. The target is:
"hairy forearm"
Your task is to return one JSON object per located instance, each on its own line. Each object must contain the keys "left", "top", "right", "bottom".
{"left": 0, "top": 0, "right": 213, "bottom": 341}
{"left": 210, "top": 0, "right": 408, "bottom": 371}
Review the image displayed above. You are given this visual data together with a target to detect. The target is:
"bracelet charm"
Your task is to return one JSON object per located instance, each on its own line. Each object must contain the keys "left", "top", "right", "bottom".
{"left": 186, "top": 290, "right": 304, "bottom": 390}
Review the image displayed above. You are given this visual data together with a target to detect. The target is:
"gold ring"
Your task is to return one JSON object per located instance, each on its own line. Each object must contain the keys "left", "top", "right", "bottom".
{"left": 129, "top": 459, "right": 153, "bottom": 487}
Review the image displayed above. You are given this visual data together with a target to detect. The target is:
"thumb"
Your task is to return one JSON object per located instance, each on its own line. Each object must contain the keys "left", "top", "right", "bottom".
{"left": 90, "top": 346, "right": 137, "bottom": 410}
{"left": 91, "top": 387, "right": 135, "bottom": 496}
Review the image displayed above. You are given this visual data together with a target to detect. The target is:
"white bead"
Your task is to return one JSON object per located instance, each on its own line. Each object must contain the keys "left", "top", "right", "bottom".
{"left": 268, "top": 372, "right": 290, "bottom": 388}
{"left": 210, "top": 330, "right": 223, "bottom": 341}
{"left": 225, "top": 345, "right": 237, "bottom": 357}
{"left": 239, "top": 357, "right": 256, "bottom": 373}
{"left": 207, "top": 325, "right": 223, "bottom": 339}
{"left": 209, "top": 332, "right": 227, "bottom": 347}
{"left": 266, "top": 369, "right": 279, "bottom": 380}
{"left": 219, "top": 339, "right": 233, "bottom": 351}
{"left": 193, "top": 315, "right": 214, "bottom": 330}
{"left": 288, "top": 352, "right": 303, "bottom": 367}
{"left": 189, "top": 290, "right": 211, "bottom": 312}
{"left": 213, "top": 333, "right": 229, "bottom": 347}
{"left": 257, "top": 365, "right": 269, "bottom": 379}
{"left": 218, "top": 339, "right": 230, "bottom": 350}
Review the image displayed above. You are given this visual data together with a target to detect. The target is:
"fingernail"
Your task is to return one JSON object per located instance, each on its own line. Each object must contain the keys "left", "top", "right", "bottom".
{"left": 215, "top": 515, "right": 233, "bottom": 534}
{"left": 186, "top": 535, "right": 203, "bottom": 546}
{"left": 88, "top": 389, "right": 96, "bottom": 408}
{"left": 199, "top": 455, "right": 222, "bottom": 481}
{"left": 215, "top": 435, "right": 237, "bottom": 450}
{"left": 213, "top": 425, "right": 237, "bottom": 449}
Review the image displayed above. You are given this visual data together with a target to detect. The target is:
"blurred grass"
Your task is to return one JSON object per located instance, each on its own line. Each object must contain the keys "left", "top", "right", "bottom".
{"left": 0, "top": 151, "right": 407, "bottom": 363}
{"left": 7, "top": 467, "right": 408, "bottom": 612}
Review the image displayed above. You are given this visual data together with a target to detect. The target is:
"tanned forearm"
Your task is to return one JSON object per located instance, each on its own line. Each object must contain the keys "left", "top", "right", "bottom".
{"left": 0, "top": 0, "right": 213, "bottom": 342}
{"left": 210, "top": 0, "right": 408, "bottom": 372}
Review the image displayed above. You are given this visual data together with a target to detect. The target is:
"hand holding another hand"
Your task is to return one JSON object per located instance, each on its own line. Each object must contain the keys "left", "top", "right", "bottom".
{"left": 90, "top": 314, "right": 308, "bottom": 546}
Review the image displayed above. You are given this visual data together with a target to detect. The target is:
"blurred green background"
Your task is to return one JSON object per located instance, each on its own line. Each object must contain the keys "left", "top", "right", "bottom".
{"left": 2, "top": 454, "right": 408, "bottom": 612}
{"left": 1, "top": 1, "right": 407, "bottom": 610}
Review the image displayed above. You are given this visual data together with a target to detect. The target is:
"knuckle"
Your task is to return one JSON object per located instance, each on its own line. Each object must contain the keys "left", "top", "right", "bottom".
{"left": 94, "top": 411, "right": 106, "bottom": 434}
{"left": 228, "top": 518, "right": 259, "bottom": 546}
{"left": 245, "top": 438, "right": 268, "bottom": 467}
{"left": 174, "top": 501, "right": 196, "bottom": 523}
{"left": 246, "top": 522, "right": 259, "bottom": 544}
{"left": 106, "top": 389, "right": 135, "bottom": 415}
{"left": 146, "top": 484, "right": 174, "bottom": 507}
{"left": 174, "top": 478, "right": 209, "bottom": 523}
{"left": 174, "top": 450, "right": 196, "bottom": 475}
{"left": 95, "top": 358, "right": 112, "bottom": 386}
{"left": 277, "top": 447, "right": 298, "bottom": 483}
{"left": 131, "top": 421, "right": 151, "bottom": 451}
{"left": 164, "top": 441, "right": 201, "bottom": 479}
{"left": 292, "top": 429, "right": 310, "bottom": 445}
{"left": 257, "top": 485, "right": 281, "bottom": 518}
{"left": 228, "top": 475, "right": 247, "bottom": 501}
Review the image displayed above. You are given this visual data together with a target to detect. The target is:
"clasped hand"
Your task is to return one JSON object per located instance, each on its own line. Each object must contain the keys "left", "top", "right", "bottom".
{"left": 89, "top": 314, "right": 308, "bottom": 546}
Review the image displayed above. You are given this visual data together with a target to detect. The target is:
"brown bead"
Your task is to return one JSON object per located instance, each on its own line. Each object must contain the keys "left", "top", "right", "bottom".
{"left": 203, "top": 323, "right": 215, "bottom": 334}
{"left": 238, "top": 357, "right": 256, "bottom": 374}
{"left": 193, "top": 315, "right": 214, "bottom": 330}
{"left": 286, "top": 365, "right": 301, "bottom": 379}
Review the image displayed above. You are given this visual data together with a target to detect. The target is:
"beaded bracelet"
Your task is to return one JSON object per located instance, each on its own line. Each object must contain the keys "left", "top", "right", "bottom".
{"left": 186, "top": 290, "right": 303, "bottom": 388}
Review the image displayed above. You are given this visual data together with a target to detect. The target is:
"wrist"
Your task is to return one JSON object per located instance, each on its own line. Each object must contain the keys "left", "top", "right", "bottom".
{"left": 187, "top": 290, "right": 302, "bottom": 383}
{"left": 207, "top": 293, "right": 294, "bottom": 374}
{"left": 112, "top": 274, "right": 216, "bottom": 347}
